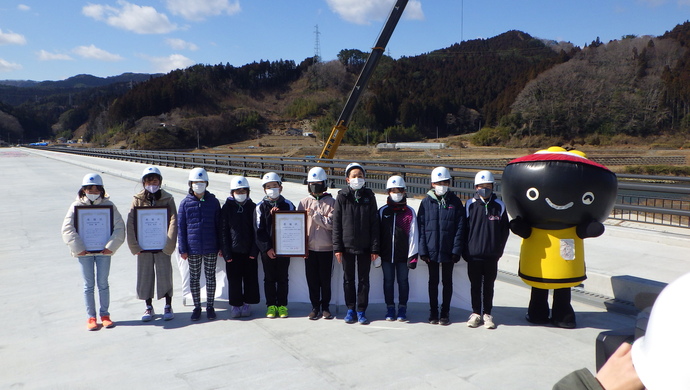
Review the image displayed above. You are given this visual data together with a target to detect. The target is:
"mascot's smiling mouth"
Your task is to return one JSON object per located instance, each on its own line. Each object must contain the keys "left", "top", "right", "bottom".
{"left": 545, "top": 198, "right": 573, "bottom": 210}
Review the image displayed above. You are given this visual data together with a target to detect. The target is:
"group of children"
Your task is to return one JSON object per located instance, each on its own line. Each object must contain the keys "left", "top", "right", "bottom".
{"left": 62, "top": 163, "right": 510, "bottom": 331}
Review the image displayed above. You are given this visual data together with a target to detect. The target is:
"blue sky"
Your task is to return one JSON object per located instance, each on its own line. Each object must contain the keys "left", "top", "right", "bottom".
{"left": 1, "top": 0, "right": 689, "bottom": 81}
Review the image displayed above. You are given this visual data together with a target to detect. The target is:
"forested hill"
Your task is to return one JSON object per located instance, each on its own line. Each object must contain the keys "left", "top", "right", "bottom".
{"left": 3, "top": 25, "right": 690, "bottom": 149}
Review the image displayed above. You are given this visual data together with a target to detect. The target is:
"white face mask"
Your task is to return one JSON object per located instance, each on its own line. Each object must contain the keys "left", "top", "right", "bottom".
{"left": 86, "top": 193, "right": 100, "bottom": 202}
{"left": 390, "top": 193, "right": 404, "bottom": 203}
{"left": 434, "top": 185, "right": 448, "bottom": 196}
{"left": 145, "top": 185, "right": 160, "bottom": 193}
{"left": 192, "top": 183, "right": 206, "bottom": 194}
{"left": 348, "top": 178, "right": 365, "bottom": 190}
{"left": 234, "top": 193, "right": 247, "bottom": 203}
{"left": 265, "top": 188, "right": 280, "bottom": 199}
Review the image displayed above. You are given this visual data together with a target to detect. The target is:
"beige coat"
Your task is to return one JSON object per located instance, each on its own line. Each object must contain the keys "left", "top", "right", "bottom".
{"left": 61, "top": 195, "right": 125, "bottom": 257}
{"left": 297, "top": 193, "right": 335, "bottom": 252}
{"left": 126, "top": 189, "right": 178, "bottom": 256}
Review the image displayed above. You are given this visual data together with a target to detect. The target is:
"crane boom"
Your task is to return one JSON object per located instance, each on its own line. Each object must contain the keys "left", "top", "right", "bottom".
{"left": 318, "top": 0, "right": 408, "bottom": 160}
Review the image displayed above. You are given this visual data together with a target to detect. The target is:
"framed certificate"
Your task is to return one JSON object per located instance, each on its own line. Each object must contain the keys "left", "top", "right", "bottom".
{"left": 75, "top": 206, "right": 113, "bottom": 252}
{"left": 134, "top": 206, "right": 169, "bottom": 252}
{"left": 273, "top": 210, "right": 307, "bottom": 257}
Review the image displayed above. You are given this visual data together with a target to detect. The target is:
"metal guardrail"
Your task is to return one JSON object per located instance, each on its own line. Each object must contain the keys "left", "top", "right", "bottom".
{"left": 34, "top": 146, "right": 690, "bottom": 228}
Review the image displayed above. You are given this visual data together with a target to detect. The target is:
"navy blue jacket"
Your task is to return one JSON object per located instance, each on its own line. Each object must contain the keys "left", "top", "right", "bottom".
{"left": 220, "top": 196, "right": 259, "bottom": 259}
{"left": 464, "top": 193, "right": 510, "bottom": 261}
{"left": 255, "top": 195, "right": 295, "bottom": 254}
{"left": 417, "top": 190, "right": 465, "bottom": 263}
{"left": 177, "top": 191, "right": 221, "bottom": 255}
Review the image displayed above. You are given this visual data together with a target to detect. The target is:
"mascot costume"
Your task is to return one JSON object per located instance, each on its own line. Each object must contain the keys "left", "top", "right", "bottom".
{"left": 501, "top": 147, "right": 617, "bottom": 328}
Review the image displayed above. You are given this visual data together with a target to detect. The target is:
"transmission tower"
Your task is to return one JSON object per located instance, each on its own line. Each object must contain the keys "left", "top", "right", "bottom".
{"left": 314, "top": 24, "right": 321, "bottom": 63}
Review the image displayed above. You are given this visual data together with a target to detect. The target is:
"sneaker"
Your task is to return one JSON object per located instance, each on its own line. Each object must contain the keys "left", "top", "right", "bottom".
{"left": 322, "top": 310, "right": 334, "bottom": 320}
{"left": 278, "top": 306, "right": 289, "bottom": 318}
{"left": 142, "top": 306, "right": 154, "bottom": 322}
{"left": 266, "top": 305, "right": 278, "bottom": 318}
{"left": 385, "top": 306, "right": 396, "bottom": 321}
{"left": 191, "top": 307, "right": 202, "bottom": 321}
{"left": 467, "top": 313, "right": 482, "bottom": 328}
{"left": 240, "top": 303, "right": 251, "bottom": 317}
{"left": 207, "top": 307, "right": 217, "bottom": 320}
{"left": 439, "top": 317, "right": 450, "bottom": 326}
{"left": 483, "top": 314, "right": 496, "bottom": 329}
{"left": 429, "top": 316, "right": 439, "bottom": 325}
{"left": 308, "top": 308, "right": 320, "bottom": 320}
{"left": 101, "top": 315, "right": 115, "bottom": 328}
{"left": 357, "top": 311, "right": 369, "bottom": 325}
{"left": 230, "top": 305, "right": 242, "bottom": 318}
{"left": 163, "top": 305, "right": 174, "bottom": 321}
{"left": 87, "top": 317, "right": 98, "bottom": 331}
{"left": 397, "top": 306, "right": 408, "bottom": 322}
{"left": 344, "top": 309, "right": 356, "bottom": 323}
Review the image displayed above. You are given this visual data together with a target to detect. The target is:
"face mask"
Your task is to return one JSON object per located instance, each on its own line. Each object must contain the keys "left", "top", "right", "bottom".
{"left": 192, "top": 183, "right": 206, "bottom": 194}
{"left": 348, "top": 178, "right": 365, "bottom": 190}
{"left": 434, "top": 185, "right": 448, "bottom": 196}
{"left": 234, "top": 193, "right": 247, "bottom": 203}
{"left": 145, "top": 185, "right": 160, "bottom": 193}
{"left": 477, "top": 188, "right": 493, "bottom": 199}
{"left": 390, "top": 193, "right": 404, "bottom": 203}
{"left": 86, "top": 193, "right": 100, "bottom": 202}
{"left": 265, "top": 188, "right": 280, "bottom": 199}
{"left": 309, "top": 183, "right": 326, "bottom": 194}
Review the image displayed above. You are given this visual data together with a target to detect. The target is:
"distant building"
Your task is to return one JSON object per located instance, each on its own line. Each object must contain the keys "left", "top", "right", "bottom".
{"left": 376, "top": 142, "right": 446, "bottom": 150}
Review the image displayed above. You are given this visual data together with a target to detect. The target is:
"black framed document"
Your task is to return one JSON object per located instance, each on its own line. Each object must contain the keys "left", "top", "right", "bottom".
{"left": 134, "top": 206, "right": 169, "bottom": 252}
{"left": 273, "top": 210, "right": 307, "bottom": 257}
{"left": 75, "top": 205, "right": 113, "bottom": 252}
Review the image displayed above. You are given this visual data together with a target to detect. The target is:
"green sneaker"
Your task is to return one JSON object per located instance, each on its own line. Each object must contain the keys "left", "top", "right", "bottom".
{"left": 278, "top": 306, "right": 289, "bottom": 318}
{"left": 266, "top": 305, "right": 278, "bottom": 318}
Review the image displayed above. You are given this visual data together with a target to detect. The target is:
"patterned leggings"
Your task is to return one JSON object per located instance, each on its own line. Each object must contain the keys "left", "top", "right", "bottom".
{"left": 188, "top": 253, "right": 217, "bottom": 308}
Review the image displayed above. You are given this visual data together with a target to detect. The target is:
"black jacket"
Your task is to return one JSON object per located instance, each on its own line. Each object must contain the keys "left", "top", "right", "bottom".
{"left": 220, "top": 196, "right": 259, "bottom": 259}
{"left": 254, "top": 195, "right": 295, "bottom": 253}
{"left": 379, "top": 201, "right": 418, "bottom": 263}
{"left": 332, "top": 186, "right": 380, "bottom": 254}
{"left": 417, "top": 190, "right": 465, "bottom": 263}
{"left": 463, "top": 193, "right": 510, "bottom": 261}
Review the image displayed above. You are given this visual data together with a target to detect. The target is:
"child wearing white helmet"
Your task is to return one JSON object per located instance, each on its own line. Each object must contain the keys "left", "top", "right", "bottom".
{"left": 417, "top": 166, "right": 466, "bottom": 325}
{"left": 297, "top": 167, "right": 336, "bottom": 320}
{"left": 62, "top": 173, "right": 125, "bottom": 330}
{"left": 378, "top": 175, "right": 418, "bottom": 322}
{"left": 177, "top": 167, "right": 221, "bottom": 321}
{"left": 126, "top": 166, "right": 178, "bottom": 322}
{"left": 255, "top": 172, "right": 296, "bottom": 319}
{"left": 464, "top": 170, "right": 509, "bottom": 329}
{"left": 220, "top": 176, "right": 260, "bottom": 318}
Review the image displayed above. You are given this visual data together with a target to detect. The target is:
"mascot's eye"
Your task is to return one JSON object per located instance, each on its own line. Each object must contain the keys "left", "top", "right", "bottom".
{"left": 526, "top": 187, "right": 539, "bottom": 201}
{"left": 582, "top": 192, "right": 595, "bottom": 205}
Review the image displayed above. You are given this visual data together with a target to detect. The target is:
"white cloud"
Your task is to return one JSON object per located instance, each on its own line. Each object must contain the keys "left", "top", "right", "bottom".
{"left": 0, "top": 58, "right": 22, "bottom": 72}
{"left": 37, "top": 50, "right": 74, "bottom": 61}
{"left": 73, "top": 44, "right": 124, "bottom": 61}
{"left": 326, "top": 0, "right": 423, "bottom": 25}
{"left": 17, "top": 4, "right": 30, "bottom": 11}
{"left": 165, "top": 38, "right": 199, "bottom": 51}
{"left": 149, "top": 54, "right": 195, "bottom": 73}
{"left": 165, "top": 0, "right": 241, "bottom": 22}
{"left": 82, "top": 0, "right": 177, "bottom": 34}
{"left": 0, "top": 29, "right": 27, "bottom": 45}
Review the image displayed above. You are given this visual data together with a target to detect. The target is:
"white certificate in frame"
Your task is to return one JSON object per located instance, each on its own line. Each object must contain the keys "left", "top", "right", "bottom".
{"left": 273, "top": 211, "right": 307, "bottom": 257}
{"left": 135, "top": 206, "right": 169, "bottom": 252}
{"left": 75, "top": 206, "right": 113, "bottom": 252}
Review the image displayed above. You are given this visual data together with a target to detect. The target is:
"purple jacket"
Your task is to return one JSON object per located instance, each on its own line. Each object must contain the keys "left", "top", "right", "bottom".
{"left": 178, "top": 191, "right": 221, "bottom": 255}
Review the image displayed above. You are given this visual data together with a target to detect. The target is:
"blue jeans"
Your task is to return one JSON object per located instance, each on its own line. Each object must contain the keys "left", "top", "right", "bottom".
{"left": 78, "top": 255, "right": 111, "bottom": 318}
{"left": 382, "top": 261, "right": 409, "bottom": 307}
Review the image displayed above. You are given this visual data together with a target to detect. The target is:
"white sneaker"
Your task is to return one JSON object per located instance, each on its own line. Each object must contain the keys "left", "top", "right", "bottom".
{"left": 240, "top": 303, "right": 251, "bottom": 317}
{"left": 230, "top": 305, "right": 242, "bottom": 318}
{"left": 467, "top": 313, "right": 482, "bottom": 328}
{"left": 142, "top": 306, "right": 154, "bottom": 322}
{"left": 163, "top": 305, "right": 174, "bottom": 321}
{"left": 483, "top": 314, "right": 496, "bottom": 329}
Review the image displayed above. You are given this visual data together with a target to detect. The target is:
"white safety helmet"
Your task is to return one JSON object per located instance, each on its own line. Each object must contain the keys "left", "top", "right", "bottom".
{"left": 632, "top": 271, "right": 690, "bottom": 390}
{"left": 142, "top": 166, "right": 162, "bottom": 181}
{"left": 307, "top": 167, "right": 328, "bottom": 183}
{"left": 188, "top": 167, "right": 208, "bottom": 182}
{"left": 82, "top": 173, "right": 103, "bottom": 186}
{"left": 230, "top": 176, "right": 250, "bottom": 191}
{"left": 431, "top": 167, "right": 451, "bottom": 183}
{"left": 345, "top": 162, "right": 365, "bottom": 176}
{"left": 386, "top": 175, "right": 406, "bottom": 190}
{"left": 261, "top": 172, "right": 282, "bottom": 186}
{"left": 474, "top": 170, "right": 495, "bottom": 185}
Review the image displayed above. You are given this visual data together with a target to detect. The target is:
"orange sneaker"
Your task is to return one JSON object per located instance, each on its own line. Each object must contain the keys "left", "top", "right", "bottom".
{"left": 101, "top": 315, "right": 114, "bottom": 328}
{"left": 87, "top": 317, "right": 98, "bottom": 331}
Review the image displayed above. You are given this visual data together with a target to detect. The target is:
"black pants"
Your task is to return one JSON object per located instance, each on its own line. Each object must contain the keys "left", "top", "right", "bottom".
{"left": 467, "top": 259, "right": 498, "bottom": 315}
{"left": 261, "top": 253, "right": 290, "bottom": 307}
{"left": 225, "top": 252, "right": 260, "bottom": 307}
{"left": 428, "top": 261, "right": 454, "bottom": 317}
{"left": 305, "top": 251, "right": 333, "bottom": 311}
{"left": 342, "top": 253, "right": 371, "bottom": 312}
{"left": 528, "top": 287, "right": 575, "bottom": 323}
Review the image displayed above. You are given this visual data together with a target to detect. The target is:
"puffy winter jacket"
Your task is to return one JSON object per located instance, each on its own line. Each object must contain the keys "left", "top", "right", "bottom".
{"left": 220, "top": 196, "right": 259, "bottom": 259}
{"left": 298, "top": 193, "right": 335, "bottom": 252}
{"left": 464, "top": 193, "right": 510, "bottom": 261}
{"left": 332, "top": 186, "right": 380, "bottom": 255}
{"left": 126, "top": 189, "right": 178, "bottom": 256}
{"left": 177, "top": 191, "right": 221, "bottom": 255}
{"left": 62, "top": 194, "right": 125, "bottom": 257}
{"left": 417, "top": 190, "right": 465, "bottom": 263}
{"left": 255, "top": 195, "right": 295, "bottom": 253}
{"left": 379, "top": 199, "right": 418, "bottom": 264}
